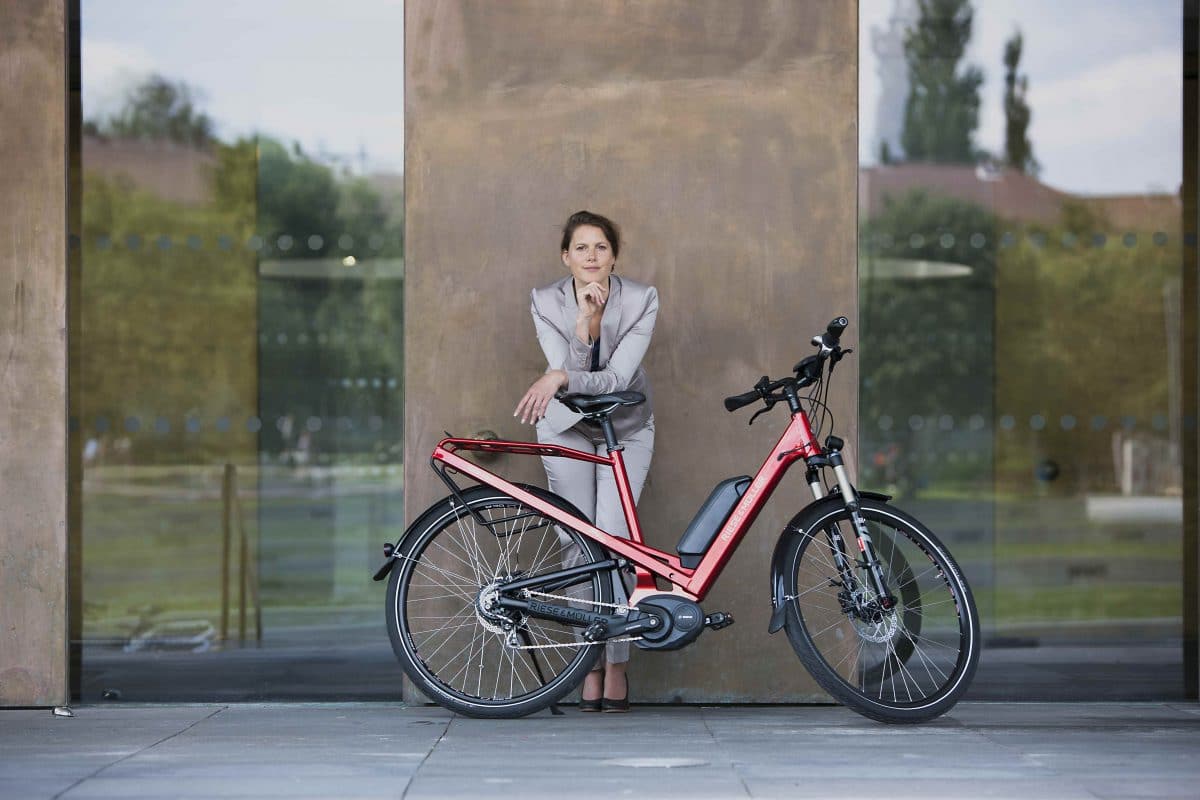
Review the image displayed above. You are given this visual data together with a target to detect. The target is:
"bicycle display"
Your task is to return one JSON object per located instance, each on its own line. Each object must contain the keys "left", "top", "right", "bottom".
{"left": 373, "top": 317, "right": 980, "bottom": 723}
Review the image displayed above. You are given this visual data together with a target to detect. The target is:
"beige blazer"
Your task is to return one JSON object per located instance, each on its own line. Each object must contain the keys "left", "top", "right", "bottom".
{"left": 531, "top": 274, "right": 659, "bottom": 440}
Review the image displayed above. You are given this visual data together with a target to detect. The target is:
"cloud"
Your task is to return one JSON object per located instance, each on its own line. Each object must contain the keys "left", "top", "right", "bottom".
{"left": 1023, "top": 48, "right": 1181, "bottom": 194}
{"left": 861, "top": 0, "right": 1181, "bottom": 195}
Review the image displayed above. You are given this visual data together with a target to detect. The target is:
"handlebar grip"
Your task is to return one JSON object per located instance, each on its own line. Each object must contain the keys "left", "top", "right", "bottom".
{"left": 724, "top": 390, "right": 760, "bottom": 412}
{"left": 814, "top": 316, "right": 850, "bottom": 349}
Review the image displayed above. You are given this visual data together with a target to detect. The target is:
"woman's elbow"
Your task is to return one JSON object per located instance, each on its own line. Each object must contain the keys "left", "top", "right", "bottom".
{"left": 600, "top": 369, "right": 635, "bottom": 394}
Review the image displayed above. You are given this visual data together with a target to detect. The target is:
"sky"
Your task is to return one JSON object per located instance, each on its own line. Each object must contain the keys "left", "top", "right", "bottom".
{"left": 81, "top": 0, "right": 405, "bottom": 173}
{"left": 83, "top": 1, "right": 1182, "bottom": 195}
{"left": 860, "top": 0, "right": 1183, "bottom": 195}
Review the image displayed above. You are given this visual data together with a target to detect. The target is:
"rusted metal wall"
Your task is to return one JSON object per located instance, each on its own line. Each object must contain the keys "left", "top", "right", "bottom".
{"left": 0, "top": 0, "right": 69, "bottom": 706}
{"left": 405, "top": 0, "right": 858, "bottom": 701}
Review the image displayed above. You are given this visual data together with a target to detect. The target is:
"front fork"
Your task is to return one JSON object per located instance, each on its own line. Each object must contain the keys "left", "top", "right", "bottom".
{"left": 805, "top": 450, "right": 895, "bottom": 612}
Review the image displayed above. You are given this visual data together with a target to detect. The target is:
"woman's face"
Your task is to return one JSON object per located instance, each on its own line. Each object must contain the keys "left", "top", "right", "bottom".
{"left": 561, "top": 224, "right": 615, "bottom": 286}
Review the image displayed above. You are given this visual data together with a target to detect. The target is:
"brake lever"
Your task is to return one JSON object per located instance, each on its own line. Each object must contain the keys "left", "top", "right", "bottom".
{"left": 828, "top": 346, "right": 853, "bottom": 373}
{"left": 748, "top": 399, "right": 776, "bottom": 426}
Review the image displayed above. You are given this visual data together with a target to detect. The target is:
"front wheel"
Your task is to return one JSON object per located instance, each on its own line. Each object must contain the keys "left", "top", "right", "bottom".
{"left": 781, "top": 498, "right": 980, "bottom": 723}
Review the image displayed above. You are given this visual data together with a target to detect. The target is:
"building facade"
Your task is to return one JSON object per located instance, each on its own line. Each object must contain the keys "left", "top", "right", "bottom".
{"left": 1, "top": 0, "right": 1197, "bottom": 706}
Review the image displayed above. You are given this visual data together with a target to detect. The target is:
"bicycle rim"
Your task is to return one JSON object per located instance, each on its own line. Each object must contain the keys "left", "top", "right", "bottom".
{"left": 785, "top": 500, "right": 978, "bottom": 720}
{"left": 391, "top": 492, "right": 609, "bottom": 713}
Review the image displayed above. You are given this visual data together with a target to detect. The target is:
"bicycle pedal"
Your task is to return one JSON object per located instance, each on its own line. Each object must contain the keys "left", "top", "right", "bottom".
{"left": 582, "top": 621, "right": 609, "bottom": 642}
{"left": 704, "top": 612, "right": 734, "bottom": 631}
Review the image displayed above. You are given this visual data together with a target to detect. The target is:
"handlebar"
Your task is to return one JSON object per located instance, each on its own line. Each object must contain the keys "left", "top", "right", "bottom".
{"left": 723, "top": 316, "right": 853, "bottom": 416}
{"left": 723, "top": 389, "right": 760, "bottom": 412}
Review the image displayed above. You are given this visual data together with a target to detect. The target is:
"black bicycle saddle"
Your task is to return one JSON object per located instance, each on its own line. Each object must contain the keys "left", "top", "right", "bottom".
{"left": 557, "top": 391, "right": 645, "bottom": 416}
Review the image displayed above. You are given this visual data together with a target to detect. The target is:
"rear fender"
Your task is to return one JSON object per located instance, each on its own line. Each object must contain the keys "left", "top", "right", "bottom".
{"left": 371, "top": 483, "right": 586, "bottom": 581}
{"left": 767, "top": 491, "right": 891, "bottom": 633}
{"left": 372, "top": 484, "right": 523, "bottom": 582}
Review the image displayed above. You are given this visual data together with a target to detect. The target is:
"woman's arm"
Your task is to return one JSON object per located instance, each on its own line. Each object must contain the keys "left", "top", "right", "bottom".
{"left": 563, "top": 286, "right": 658, "bottom": 396}
{"left": 532, "top": 290, "right": 593, "bottom": 371}
{"left": 515, "top": 291, "right": 572, "bottom": 424}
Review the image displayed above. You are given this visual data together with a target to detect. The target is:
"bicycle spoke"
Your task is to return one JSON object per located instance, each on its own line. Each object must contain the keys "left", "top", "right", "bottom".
{"left": 392, "top": 493, "right": 613, "bottom": 713}
{"left": 786, "top": 502, "right": 977, "bottom": 717}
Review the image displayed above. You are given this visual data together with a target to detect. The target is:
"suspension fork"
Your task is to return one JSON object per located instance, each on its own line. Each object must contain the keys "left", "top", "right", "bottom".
{"left": 804, "top": 466, "right": 857, "bottom": 584}
{"left": 815, "top": 452, "right": 896, "bottom": 609}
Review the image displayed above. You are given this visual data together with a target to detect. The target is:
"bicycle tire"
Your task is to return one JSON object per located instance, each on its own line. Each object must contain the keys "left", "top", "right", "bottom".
{"left": 386, "top": 485, "right": 614, "bottom": 718}
{"left": 781, "top": 497, "right": 979, "bottom": 723}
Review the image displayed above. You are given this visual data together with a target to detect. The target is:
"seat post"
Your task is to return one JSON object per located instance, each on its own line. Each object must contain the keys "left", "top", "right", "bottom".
{"left": 598, "top": 416, "right": 623, "bottom": 452}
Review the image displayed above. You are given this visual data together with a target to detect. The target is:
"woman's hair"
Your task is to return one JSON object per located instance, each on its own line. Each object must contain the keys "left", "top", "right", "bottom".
{"left": 560, "top": 210, "right": 621, "bottom": 259}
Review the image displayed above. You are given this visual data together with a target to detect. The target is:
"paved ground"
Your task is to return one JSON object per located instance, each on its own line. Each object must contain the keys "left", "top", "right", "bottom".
{"left": 79, "top": 632, "right": 1186, "bottom": 702}
{"left": 2, "top": 702, "right": 1199, "bottom": 799}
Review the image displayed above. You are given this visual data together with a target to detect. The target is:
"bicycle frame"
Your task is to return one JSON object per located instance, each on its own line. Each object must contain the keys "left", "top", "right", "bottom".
{"left": 431, "top": 408, "right": 824, "bottom": 605}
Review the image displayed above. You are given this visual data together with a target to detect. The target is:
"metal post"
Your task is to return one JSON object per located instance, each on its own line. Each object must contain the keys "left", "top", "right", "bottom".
{"left": 220, "top": 463, "right": 234, "bottom": 643}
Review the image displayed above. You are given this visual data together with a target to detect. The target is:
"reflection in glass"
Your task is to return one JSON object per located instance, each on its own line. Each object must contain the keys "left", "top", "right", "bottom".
{"left": 77, "top": 1, "right": 404, "bottom": 699}
{"left": 860, "top": 0, "right": 1185, "bottom": 698}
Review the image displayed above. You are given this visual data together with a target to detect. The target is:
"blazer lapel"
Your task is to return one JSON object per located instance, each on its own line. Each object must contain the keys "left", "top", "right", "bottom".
{"left": 558, "top": 277, "right": 575, "bottom": 345}
{"left": 599, "top": 275, "right": 623, "bottom": 363}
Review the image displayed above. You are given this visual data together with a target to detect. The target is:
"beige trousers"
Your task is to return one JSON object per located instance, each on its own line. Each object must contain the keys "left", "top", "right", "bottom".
{"left": 536, "top": 417, "right": 655, "bottom": 664}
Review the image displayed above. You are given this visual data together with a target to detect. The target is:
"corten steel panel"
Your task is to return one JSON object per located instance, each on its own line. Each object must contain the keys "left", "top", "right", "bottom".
{"left": 405, "top": 0, "right": 858, "bottom": 701}
{"left": 0, "top": 0, "right": 69, "bottom": 706}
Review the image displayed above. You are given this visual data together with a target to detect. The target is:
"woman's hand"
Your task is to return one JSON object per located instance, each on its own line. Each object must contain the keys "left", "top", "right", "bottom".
{"left": 514, "top": 369, "right": 567, "bottom": 424}
{"left": 575, "top": 281, "right": 608, "bottom": 321}
{"left": 574, "top": 281, "right": 607, "bottom": 343}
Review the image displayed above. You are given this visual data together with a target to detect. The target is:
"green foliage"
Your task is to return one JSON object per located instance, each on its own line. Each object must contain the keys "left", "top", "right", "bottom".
{"left": 994, "top": 210, "right": 1179, "bottom": 492}
{"left": 1003, "top": 30, "right": 1039, "bottom": 175}
{"left": 901, "top": 0, "right": 984, "bottom": 163}
{"left": 257, "top": 139, "right": 340, "bottom": 255}
{"left": 81, "top": 75, "right": 404, "bottom": 466}
{"left": 87, "top": 74, "right": 215, "bottom": 147}
{"left": 861, "top": 188, "right": 1181, "bottom": 497}
{"left": 860, "top": 190, "right": 997, "bottom": 494}
{"left": 251, "top": 137, "right": 404, "bottom": 463}
{"left": 80, "top": 169, "right": 259, "bottom": 464}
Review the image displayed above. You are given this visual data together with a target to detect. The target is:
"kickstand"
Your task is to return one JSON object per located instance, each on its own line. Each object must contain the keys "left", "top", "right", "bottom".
{"left": 517, "top": 628, "right": 564, "bottom": 715}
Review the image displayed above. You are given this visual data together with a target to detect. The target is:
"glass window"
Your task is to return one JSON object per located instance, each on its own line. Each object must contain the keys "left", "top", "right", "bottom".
{"left": 76, "top": 0, "right": 404, "bottom": 700}
{"left": 860, "top": 0, "right": 1188, "bottom": 698}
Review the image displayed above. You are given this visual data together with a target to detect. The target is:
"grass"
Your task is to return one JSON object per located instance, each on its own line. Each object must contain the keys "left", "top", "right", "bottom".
{"left": 993, "top": 583, "right": 1182, "bottom": 623}
{"left": 80, "top": 467, "right": 1185, "bottom": 640}
{"left": 81, "top": 466, "right": 404, "bottom": 640}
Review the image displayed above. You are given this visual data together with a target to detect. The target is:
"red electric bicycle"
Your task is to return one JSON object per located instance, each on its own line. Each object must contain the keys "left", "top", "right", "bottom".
{"left": 374, "top": 317, "right": 980, "bottom": 723}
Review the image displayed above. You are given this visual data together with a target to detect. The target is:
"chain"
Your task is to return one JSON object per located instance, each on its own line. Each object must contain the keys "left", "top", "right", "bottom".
{"left": 502, "top": 590, "right": 642, "bottom": 651}
{"left": 526, "top": 589, "right": 632, "bottom": 613}
{"left": 504, "top": 634, "right": 643, "bottom": 651}
{"left": 390, "top": 546, "right": 641, "bottom": 652}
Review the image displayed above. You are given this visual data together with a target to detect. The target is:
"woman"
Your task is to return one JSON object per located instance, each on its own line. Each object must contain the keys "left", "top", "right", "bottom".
{"left": 513, "top": 210, "right": 658, "bottom": 713}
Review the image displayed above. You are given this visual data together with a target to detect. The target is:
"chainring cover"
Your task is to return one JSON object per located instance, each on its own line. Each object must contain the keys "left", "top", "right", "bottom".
{"left": 633, "top": 595, "right": 706, "bottom": 651}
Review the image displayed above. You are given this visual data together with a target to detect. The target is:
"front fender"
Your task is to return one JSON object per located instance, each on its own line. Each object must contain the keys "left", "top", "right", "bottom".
{"left": 767, "top": 491, "right": 891, "bottom": 633}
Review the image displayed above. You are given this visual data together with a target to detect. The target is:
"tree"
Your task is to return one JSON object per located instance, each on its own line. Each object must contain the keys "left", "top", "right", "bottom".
{"left": 860, "top": 190, "right": 998, "bottom": 495}
{"left": 256, "top": 138, "right": 340, "bottom": 256}
{"left": 88, "top": 74, "right": 215, "bottom": 147}
{"left": 1002, "top": 30, "right": 1039, "bottom": 175}
{"left": 901, "top": 0, "right": 984, "bottom": 163}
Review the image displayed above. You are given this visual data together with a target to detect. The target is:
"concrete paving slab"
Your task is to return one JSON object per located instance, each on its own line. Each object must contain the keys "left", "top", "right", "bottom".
{"left": 1, "top": 702, "right": 1198, "bottom": 799}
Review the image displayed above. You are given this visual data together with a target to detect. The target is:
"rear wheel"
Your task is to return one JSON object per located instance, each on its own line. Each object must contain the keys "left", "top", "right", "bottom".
{"left": 387, "top": 486, "right": 614, "bottom": 718}
{"left": 781, "top": 498, "right": 979, "bottom": 723}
